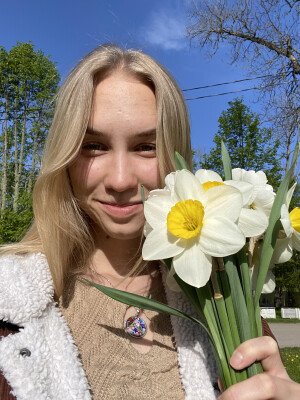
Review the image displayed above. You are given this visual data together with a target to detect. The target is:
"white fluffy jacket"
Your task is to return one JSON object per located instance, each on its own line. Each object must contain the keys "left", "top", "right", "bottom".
{"left": 0, "top": 253, "right": 218, "bottom": 400}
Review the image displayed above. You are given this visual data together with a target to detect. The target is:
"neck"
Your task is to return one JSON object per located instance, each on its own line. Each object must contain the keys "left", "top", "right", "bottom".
{"left": 91, "top": 231, "right": 143, "bottom": 279}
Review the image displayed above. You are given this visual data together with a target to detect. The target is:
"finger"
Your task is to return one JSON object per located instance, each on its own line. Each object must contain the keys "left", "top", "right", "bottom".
{"left": 218, "top": 377, "right": 224, "bottom": 392}
{"left": 218, "top": 374, "right": 300, "bottom": 400}
{"left": 230, "top": 336, "right": 289, "bottom": 379}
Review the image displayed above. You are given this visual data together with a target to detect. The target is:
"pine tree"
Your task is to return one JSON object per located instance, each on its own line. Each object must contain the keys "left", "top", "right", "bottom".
{"left": 0, "top": 42, "right": 60, "bottom": 243}
{"left": 200, "top": 98, "right": 283, "bottom": 189}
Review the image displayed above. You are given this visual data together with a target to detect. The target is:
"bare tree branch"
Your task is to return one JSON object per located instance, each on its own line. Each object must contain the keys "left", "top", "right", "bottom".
{"left": 187, "top": 0, "right": 300, "bottom": 176}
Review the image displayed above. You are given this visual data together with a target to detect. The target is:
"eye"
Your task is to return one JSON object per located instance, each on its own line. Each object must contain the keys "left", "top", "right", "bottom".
{"left": 135, "top": 143, "right": 156, "bottom": 155}
{"left": 81, "top": 142, "right": 107, "bottom": 156}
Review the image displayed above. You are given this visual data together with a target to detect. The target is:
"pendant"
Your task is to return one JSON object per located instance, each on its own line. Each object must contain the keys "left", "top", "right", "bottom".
{"left": 125, "top": 309, "right": 147, "bottom": 338}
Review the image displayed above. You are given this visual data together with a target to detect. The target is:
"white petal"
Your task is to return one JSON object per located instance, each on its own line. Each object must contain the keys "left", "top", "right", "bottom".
{"left": 238, "top": 208, "right": 268, "bottom": 237}
{"left": 261, "top": 270, "right": 276, "bottom": 294}
{"left": 204, "top": 185, "right": 243, "bottom": 221}
{"left": 165, "top": 264, "right": 182, "bottom": 292}
{"left": 265, "top": 184, "right": 274, "bottom": 192}
{"left": 143, "top": 221, "right": 152, "bottom": 238}
{"left": 281, "top": 204, "right": 293, "bottom": 237}
{"left": 195, "top": 169, "right": 223, "bottom": 184}
{"left": 173, "top": 242, "right": 212, "bottom": 288}
{"left": 147, "top": 188, "right": 170, "bottom": 198}
{"left": 200, "top": 216, "right": 245, "bottom": 257}
{"left": 286, "top": 183, "right": 297, "bottom": 208}
{"left": 165, "top": 172, "right": 175, "bottom": 191}
{"left": 292, "top": 230, "right": 300, "bottom": 251}
{"left": 232, "top": 169, "right": 268, "bottom": 187}
{"left": 142, "top": 227, "right": 184, "bottom": 260}
{"left": 174, "top": 170, "right": 205, "bottom": 202}
{"left": 225, "top": 180, "right": 253, "bottom": 206}
{"left": 231, "top": 168, "right": 243, "bottom": 181}
{"left": 144, "top": 195, "right": 172, "bottom": 229}
{"left": 253, "top": 190, "right": 275, "bottom": 216}
{"left": 272, "top": 237, "right": 293, "bottom": 264}
{"left": 254, "top": 171, "right": 269, "bottom": 186}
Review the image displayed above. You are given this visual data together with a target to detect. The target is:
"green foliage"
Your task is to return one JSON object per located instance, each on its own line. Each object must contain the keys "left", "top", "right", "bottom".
{"left": 273, "top": 250, "right": 300, "bottom": 295}
{"left": 199, "top": 98, "right": 283, "bottom": 189}
{"left": 0, "top": 42, "right": 59, "bottom": 243}
{"left": 0, "top": 193, "right": 33, "bottom": 243}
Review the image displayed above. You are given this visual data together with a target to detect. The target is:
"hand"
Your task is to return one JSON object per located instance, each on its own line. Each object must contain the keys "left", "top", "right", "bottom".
{"left": 218, "top": 336, "right": 300, "bottom": 399}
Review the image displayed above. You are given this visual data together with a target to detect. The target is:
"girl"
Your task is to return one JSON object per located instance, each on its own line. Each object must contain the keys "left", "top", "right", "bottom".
{"left": 0, "top": 44, "right": 299, "bottom": 399}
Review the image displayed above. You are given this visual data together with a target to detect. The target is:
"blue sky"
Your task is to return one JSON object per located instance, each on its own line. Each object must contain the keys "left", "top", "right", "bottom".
{"left": 1, "top": 0, "right": 262, "bottom": 154}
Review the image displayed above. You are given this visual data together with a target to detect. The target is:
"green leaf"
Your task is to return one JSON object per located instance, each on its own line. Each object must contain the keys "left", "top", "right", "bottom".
{"left": 289, "top": 141, "right": 299, "bottom": 169}
{"left": 175, "top": 151, "right": 190, "bottom": 171}
{"left": 84, "top": 279, "right": 213, "bottom": 339}
{"left": 221, "top": 141, "right": 232, "bottom": 180}
{"left": 224, "top": 256, "right": 263, "bottom": 378}
{"left": 141, "top": 184, "right": 146, "bottom": 204}
{"left": 254, "top": 142, "right": 300, "bottom": 308}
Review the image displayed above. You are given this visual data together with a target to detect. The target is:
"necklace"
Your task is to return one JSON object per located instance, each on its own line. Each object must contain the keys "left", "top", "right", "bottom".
{"left": 88, "top": 266, "right": 148, "bottom": 339}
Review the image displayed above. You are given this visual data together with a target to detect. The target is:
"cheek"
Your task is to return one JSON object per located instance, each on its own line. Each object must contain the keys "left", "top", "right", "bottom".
{"left": 138, "top": 162, "right": 161, "bottom": 191}
{"left": 68, "top": 158, "right": 98, "bottom": 199}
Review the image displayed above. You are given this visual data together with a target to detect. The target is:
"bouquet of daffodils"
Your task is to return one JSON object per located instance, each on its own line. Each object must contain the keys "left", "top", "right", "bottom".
{"left": 89, "top": 142, "right": 299, "bottom": 390}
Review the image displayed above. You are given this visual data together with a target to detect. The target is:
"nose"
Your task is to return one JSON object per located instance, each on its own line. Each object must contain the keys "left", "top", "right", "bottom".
{"left": 104, "top": 152, "right": 138, "bottom": 193}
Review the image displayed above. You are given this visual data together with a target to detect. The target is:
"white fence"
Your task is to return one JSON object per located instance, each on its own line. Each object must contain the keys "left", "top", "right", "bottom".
{"left": 281, "top": 308, "right": 300, "bottom": 319}
{"left": 260, "top": 307, "right": 276, "bottom": 319}
{"left": 260, "top": 307, "right": 300, "bottom": 319}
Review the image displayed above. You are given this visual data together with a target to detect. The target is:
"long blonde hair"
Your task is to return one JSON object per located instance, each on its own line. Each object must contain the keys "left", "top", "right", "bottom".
{"left": 1, "top": 44, "right": 192, "bottom": 297}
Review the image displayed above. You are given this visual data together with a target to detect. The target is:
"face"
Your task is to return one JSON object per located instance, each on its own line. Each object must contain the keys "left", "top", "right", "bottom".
{"left": 68, "top": 72, "right": 160, "bottom": 242}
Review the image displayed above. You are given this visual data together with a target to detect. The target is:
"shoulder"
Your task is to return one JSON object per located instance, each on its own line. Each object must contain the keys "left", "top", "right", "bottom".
{"left": 0, "top": 252, "right": 54, "bottom": 325}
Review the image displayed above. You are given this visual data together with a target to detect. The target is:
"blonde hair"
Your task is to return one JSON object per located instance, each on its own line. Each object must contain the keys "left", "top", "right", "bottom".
{"left": 1, "top": 44, "right": 192, "bottom": 297}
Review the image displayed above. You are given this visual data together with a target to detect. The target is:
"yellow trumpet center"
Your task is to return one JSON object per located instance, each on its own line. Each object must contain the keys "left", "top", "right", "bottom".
{"left": 202, "top": 181, "right": 225, "bottom": 191}
{"left": 290, "top": 207, "right": 300, "bottom": 233}
{"left": 167, "top": 199, "right": 204, "bottom": 239}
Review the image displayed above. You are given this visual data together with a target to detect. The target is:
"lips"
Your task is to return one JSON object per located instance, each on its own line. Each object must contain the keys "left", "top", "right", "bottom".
{"left": 97, "top": 201, "right": 143, "bottom": 218}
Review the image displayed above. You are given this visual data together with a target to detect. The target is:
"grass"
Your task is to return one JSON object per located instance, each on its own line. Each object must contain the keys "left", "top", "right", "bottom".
{"left": 265, "top": 309, "right": 300, "bottom": 323}
{"left": 265, "top": 317, "right": 300, "bottom": 323}
{"left": 281, "top": 347, "right": 300, "bottom": 383}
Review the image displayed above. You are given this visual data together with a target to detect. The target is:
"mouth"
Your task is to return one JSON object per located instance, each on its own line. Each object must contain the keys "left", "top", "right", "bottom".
{"left": 101, "top": 201, "right": 142, "bottom": 207}
{"left": 97, "top": 201, "right": 143, "bottom": 218}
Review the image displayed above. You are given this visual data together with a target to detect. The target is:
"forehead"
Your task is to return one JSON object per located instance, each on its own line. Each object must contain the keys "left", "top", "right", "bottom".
{"left": 88, "top": 72, "right": 157, "bottom": 138}
{"left": 92, "top": 72, "right": 156, "bottom": 115}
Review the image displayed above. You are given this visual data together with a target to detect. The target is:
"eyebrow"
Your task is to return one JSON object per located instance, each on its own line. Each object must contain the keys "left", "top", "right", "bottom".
{"left": 85, "top": 127, "right": 156, "bottom": 138}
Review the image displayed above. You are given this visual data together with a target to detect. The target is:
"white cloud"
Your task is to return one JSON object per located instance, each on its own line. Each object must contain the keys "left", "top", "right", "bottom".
{"left": 143, "top": 10, "right": 187, "bottom": 51}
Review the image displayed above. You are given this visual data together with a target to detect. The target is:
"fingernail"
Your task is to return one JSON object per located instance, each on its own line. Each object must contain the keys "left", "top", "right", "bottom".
{"left": 231, "top": 350, "right": 243, "bottom": 365}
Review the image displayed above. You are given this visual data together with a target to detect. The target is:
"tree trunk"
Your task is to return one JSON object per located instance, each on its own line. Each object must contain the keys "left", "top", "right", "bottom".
{"left": 13, "top": 103, "right": 27, "bottom": 212}
{"left": 27, "top": 112, "right": 41, "bottom": 193}
{"left": 1, "top": 97, "right": 8, "bottom": 212}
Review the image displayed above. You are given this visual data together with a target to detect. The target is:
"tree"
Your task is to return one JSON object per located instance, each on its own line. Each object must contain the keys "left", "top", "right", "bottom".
{"left": 273, "top": 250, "right": 300, "bottom": 307}
{"left": 187, "top": 0, "right": 300, "bottom": 178}
{"left": 0, "top": 42, "right": 60, "bottom": 243}
{"left": 200, "top": 98, "right": 283, "bottom": 188}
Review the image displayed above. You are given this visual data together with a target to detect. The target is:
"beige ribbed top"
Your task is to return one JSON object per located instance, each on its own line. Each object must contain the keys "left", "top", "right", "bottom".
{"left": 59, "top": 278, "right": 185, "bottom": 400}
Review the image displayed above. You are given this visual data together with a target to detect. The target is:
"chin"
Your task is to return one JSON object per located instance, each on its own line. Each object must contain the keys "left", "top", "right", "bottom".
{"left": 105, "top": 229, "right": 143, "bottom": 241}
{"left": 92, "top": 220, "right": 144, "bottom": 242}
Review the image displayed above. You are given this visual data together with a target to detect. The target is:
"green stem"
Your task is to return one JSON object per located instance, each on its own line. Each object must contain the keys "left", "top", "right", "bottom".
{"left": 237, "top": 250, "right": 257, "bottom": 338}
{"left": 214, "top": 295, "right": 237, "bottom": 385}
{"left": 196, "top": 284, "right": 233, "bottom": 390}
{"left": 218, "top": 267, "right": 241, "bottom": 350}
{"left": 224, "top": 256, "right": 262, "bottom": 378}
{"left": 216, "top": 264, "right": 248, "bottom": 383}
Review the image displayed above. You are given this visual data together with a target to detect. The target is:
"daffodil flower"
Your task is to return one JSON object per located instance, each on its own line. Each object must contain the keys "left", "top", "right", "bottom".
{"left": 280, "top": 183, "right": 300, "bottom": 252}
{"left": 142, "top": 169, "right": 245, "bottom": 288}
{"left": 251, "top": 183, "right": 299, "bottom": 293}
{"left": 251, "top": 241, "right": 276, "bottom": 294}
{"left": 195, "top": 169, "right": 269, "bottom": 237}
{"left": 232, "top": 168, "right": 275, "bottom": 216}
